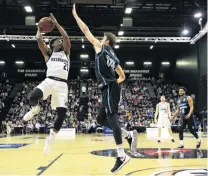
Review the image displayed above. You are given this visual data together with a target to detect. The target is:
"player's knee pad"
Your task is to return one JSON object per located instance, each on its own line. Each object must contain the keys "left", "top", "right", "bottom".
{"left": 54, "top": 107, "right": 66, "bottom": 132}
{"left": 29, "top": 88, "right": 43, "bottom": 106}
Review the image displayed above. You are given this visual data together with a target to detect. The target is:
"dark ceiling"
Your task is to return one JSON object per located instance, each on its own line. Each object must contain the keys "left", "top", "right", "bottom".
{"left": 0, "top": 0, "right": 207, "bottom": 49}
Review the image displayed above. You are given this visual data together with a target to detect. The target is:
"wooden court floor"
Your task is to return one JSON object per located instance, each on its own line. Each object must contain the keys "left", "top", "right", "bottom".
{"left": 0, "top": 133, "right": 207, "bottom": 176}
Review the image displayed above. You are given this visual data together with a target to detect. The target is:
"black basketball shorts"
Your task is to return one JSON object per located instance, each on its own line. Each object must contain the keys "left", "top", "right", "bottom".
{"left": 179, "top": 114, "right": 197, "bottom": 131}
{"left": 101, "top": 82, "right": 120, "bottom": 114}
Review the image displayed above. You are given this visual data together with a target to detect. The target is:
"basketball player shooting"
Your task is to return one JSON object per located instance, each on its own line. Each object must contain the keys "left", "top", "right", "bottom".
{"left": 172, "top": 87, "right": 201, "bottom": 149}
{"left": 72, "top": 4, "right": 139, "bottom": 173}
{"left": 22, "top": 13, "right": 71, "bottom": 155}
{"left": 154, "top": 95, "right": 175, "bottom": 143}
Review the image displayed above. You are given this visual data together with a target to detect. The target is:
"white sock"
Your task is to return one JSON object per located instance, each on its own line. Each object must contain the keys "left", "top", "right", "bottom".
{"left": 157, "top": 137, "right": 161, "bottom": 141}
{"left": 197, "top": 138, "right": 201, "bottom": 142}
{"left": 121, "top": 128, "right": 130, "bottom": 138}
{"left": 180, "top": 140, "right": 184, "bottom": 146}
{"left": 170, "top": 136, "right": 174, "bottom": 139}
{"left": 49, "top": 129, "right": 57, "bottom": 140}
{"left": 117, "top": 146, "right": 125, "bottom": 158}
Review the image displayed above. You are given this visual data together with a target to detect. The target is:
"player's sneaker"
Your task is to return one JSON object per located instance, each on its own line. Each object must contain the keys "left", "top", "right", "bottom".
{"left": 111, "top": 154, "right": 131, "bottom": 173}
{"left": 126, "top": 130, "right": 138, "bottom": 153}
{"left": 177, "top": 145, "right": 184, "bottom": 149}
{"left": 196, "top": 140, "right": 201, "bottom": 149}
{"left": 157, "top": 140, "right": 161, "bottom": 143}
{"left": 171, "top": 139, "right": 175, "bottom": 142}
{"left": 23, "top": 106, "right": 40, "bottom": 121}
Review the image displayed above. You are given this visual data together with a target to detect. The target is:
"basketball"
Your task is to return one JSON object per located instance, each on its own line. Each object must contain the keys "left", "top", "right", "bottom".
{"left": 38, "top": 17, "right": 54, "bottom": 33}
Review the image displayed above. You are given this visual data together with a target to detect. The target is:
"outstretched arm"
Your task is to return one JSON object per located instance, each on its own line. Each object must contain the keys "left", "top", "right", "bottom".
{"left": 50, "top": 13, "right": 71, "bottom": 55}
{"left": 72, "top": 4, "right": 102, "bottom": 52}
{"left": 36, "top": 26, "right": 49, "bottom": 61}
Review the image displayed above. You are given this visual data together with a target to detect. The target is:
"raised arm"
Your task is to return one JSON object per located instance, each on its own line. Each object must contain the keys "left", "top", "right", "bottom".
{"left": 36, "top": 26, "right": 49, "bottom": 61}
{"left": 72, "top": 4, "right": 102, "bottom": 52}
{"left": 50, "top": 13, "right": 71, "bottom": 55}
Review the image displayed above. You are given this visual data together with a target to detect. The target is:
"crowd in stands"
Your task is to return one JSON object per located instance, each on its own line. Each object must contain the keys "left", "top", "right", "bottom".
{"left": 152, "top": 78, "right": 179, "bottom": 112}
{"left": 0, "top": 79, "right": 12, "bottom": 113}
{"left": 2, "top": 76, "right": 204, "bottom": 135}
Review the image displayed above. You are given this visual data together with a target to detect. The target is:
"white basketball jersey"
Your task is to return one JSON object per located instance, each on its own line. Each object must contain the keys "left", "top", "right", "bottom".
{"left": 158, "top": 102, "right": 169, "bottom": 118}
{"left": 46, "top": 51, "right": 70, "bottom": 80}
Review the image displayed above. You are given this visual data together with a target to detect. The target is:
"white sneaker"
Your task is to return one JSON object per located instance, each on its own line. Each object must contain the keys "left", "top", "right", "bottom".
{"left": 44, "top": 136, "right": 52, "bottom": 155}
{"left": 23, "top": 106, "right": 40, "bottom": 121}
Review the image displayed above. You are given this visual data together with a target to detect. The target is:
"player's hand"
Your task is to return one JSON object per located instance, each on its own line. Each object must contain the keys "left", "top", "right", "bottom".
{"left": 36, "top": 25, "right": 43, "bottom": 39}
{"left": 117, "top": 77, "right": 124, "bottom": 84}
{"left": 50, "top": 13, "right": 58, "bottom": 25}
{"left": 154, "top": 118, "right": 157, "bottom": 124}
{"left": 72, "top": 4, "right": 78, "bottom": 17}
{"left": 185, "top": 114, "right": 191, "bottom": 119}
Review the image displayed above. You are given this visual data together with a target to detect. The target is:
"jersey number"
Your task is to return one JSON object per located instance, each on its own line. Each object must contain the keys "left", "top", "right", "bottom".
{"left": 63, "top": 63, "right": 69, "bottom": 71}
{"left": 106, "top": 55, "right": 116, "bottom": 69}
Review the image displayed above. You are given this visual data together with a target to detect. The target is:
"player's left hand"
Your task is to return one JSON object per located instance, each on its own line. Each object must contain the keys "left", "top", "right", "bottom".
{"left": 185, "top": 114, "right": 191, "bottom": 119}
{"left": 50, "top": 13, "right": 58, "bottom": 25}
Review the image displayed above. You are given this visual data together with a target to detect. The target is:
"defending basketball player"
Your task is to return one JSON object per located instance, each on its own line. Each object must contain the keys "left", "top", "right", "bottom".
{"left": 72, "top": 4, "right": 139, "bottom": 173}
{"left": 22, "top": 13, "right": 71, "bottom": 155}
{"left": 154, "top": 95, "right": 175, "bottom": 143}
{"left": 172, "top": 87, "right": 201, "bottom": 149}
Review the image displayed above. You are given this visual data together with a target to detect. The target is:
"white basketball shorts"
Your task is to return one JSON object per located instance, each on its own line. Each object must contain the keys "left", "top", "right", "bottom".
{"left": 157, "top": 116, "right": 171, "bottom": 128}
{"left": 37, "top": 78, "right": 68, "bottom": 110}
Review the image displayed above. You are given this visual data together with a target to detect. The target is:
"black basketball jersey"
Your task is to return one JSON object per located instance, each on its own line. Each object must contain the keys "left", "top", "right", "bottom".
{"left": 95, "top": 45, "right": 120, "bottom": 87}
{"left": 178, "top": 95, "right": 190, "bottom": 117}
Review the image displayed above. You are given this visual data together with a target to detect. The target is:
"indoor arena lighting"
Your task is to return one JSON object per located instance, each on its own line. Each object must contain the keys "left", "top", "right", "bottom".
{"left": 118, "top": 31, "right": 124, "bottom": 36}
{"left": 162, "top": 62, "right": 170, "bottom": 65}
{"left": 150, "top": 45, "right": 154, "bottom": 49}
{"left": 126, "top": 61, "right": 134, "bottom": 65}
{"left": 24, "top": 6, "right": 32, "bottom": 12}
{"left": 36, "top": 23, "right": 38, "bottom": 25}
{"left": 80, "top": 54, "right": 89, "bottom": 59}
{"left": 82, "top": 45, "right": 85, "bottom": 49}
{"left": 116, "top": 39, "right": 121, "bottom": 43}
{"left": 120, "top": 24, "right": 123, "bottom": 26}
{"left": 144, "top": 62, "right": 152, "bottom": 65}
{"left": 194, "top": 12, "right": 202, "bottom": 18}
{"left": 11, "top": 44, "right": 15, "bottom": 48}
{"left": 182, "top": 29, "right": 189, "bottom": 35}
{"left": 125, "top": 8, "right": 132, "bottom": 14}
{"left": 114, "top": 45, "right": 119, "bottom": 49}
{"left": 80, "top": 69, "right": 89, "bottom": 72}
{"left": 15, "top": 61, "right": 24, "bottom": 64}
{"left": 0, "top": 61, "right": 5, "bottom": 64}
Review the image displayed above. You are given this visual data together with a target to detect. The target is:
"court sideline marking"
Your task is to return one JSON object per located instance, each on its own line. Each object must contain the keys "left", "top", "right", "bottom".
{"left": 125, "top": 165, "right": 206, "bottom": 175}
{"left": 36, "top": 153, "right": 63, "bottom": 176}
